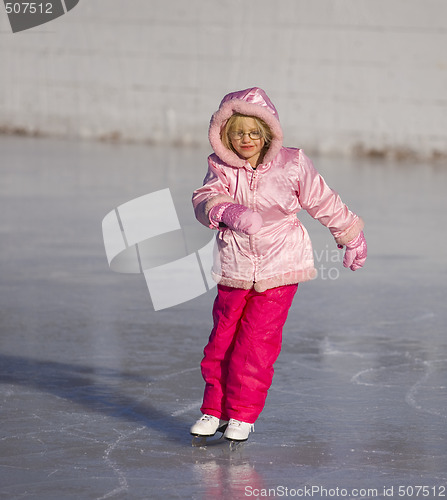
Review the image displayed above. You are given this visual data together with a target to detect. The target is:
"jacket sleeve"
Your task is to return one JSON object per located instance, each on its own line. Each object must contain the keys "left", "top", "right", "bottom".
{"left": 192, "top": 155, "right": 236, "bottom": 228}
{"left": 296, "top": 151, "right": 364, "bottom": 245}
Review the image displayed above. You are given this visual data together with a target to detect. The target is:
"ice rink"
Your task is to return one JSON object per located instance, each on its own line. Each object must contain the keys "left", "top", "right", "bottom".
{"left": 1, "top": 136, "right": 446, "bottom": 499}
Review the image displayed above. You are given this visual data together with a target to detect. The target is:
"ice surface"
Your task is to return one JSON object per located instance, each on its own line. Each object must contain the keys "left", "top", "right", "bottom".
{"left": 0, "top": 136, "right": 446, "bottom": 499}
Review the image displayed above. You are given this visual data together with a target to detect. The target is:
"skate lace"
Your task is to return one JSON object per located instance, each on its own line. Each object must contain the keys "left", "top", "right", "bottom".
{"left": 201, "top": 414, "right": 216, "bottom": 422}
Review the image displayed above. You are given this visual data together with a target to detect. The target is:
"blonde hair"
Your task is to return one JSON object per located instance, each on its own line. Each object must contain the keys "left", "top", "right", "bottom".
{"left": 221, "top": 113, "right": 273, "bottom": 153}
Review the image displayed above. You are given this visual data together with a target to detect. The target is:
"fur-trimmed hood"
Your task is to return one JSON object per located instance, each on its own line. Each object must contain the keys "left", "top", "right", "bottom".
{"left": 208, "top": 87, "right": 283, "bottom": 168}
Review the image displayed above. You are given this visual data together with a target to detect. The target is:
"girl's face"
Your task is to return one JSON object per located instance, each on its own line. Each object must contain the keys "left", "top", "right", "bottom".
{"left": 229, "top": 117, "right": 266, "bottom": 167}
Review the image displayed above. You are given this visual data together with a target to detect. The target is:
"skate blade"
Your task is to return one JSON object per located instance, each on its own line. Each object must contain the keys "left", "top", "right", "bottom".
{"left": 191, "top": 435, "right": 208, "bottom": 447}
{"left": 191, "top": 433, "right": 225, "bottom": 448}
{"left": 225, "top": 438, "right": 247, "bottom": 451}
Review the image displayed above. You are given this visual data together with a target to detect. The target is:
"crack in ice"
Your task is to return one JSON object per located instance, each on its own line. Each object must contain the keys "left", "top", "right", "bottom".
{"left": 405, "top": 359, "right": 447, "bottom": 419}
{"left": 96, "top": 426, "right": 146, "bottom": 500}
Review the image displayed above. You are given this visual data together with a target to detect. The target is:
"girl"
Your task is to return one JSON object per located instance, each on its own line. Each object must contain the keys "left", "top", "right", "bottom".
{"left": 190, "top": 88, "right": 367, "bottom": 442}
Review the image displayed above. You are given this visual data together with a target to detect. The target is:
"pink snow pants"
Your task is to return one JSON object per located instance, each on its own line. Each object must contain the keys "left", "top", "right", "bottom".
{"left": 200, "top": 283, "right": 298, "bottom": 424}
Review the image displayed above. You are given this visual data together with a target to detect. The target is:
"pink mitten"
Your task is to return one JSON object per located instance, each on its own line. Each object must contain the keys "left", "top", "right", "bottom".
{"left": 209, "top": 202, "right": 263, "bottom": 235}
{"left": 340, "top": 231, "right": 367, "bottom": 271}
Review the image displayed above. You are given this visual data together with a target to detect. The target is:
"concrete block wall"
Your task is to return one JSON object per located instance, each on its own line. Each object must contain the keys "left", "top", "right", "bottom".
{"left": 0, "top": 0, "right": 446, "bottom": 158}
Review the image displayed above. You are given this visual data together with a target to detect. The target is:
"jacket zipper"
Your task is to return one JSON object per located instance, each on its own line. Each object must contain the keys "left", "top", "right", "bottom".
{"left": 249, "top": 167, "right": 258, "bottom": 281}
{"left": 249, "top": 169, "right": 258, "bottom": 191}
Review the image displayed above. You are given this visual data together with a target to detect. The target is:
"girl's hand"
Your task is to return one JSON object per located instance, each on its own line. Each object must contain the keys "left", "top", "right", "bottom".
{"left": 340, "top": 231, "right": 367, "bottom": 271}
{"left": 209, "top": 203, "right": 263, "bottom": 235}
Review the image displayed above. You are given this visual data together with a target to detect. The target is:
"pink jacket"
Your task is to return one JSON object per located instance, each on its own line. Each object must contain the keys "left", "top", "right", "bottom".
{"left": 192, "top": 88, "right": 364, "bottom": 292}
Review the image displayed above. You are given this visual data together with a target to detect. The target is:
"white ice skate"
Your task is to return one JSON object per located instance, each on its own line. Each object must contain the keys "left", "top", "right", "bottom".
{"left": 190, "top": 414, "right": 228, "bottom": 446}
{"left": 223, "top": 418, "right": 254, "bottom": 447}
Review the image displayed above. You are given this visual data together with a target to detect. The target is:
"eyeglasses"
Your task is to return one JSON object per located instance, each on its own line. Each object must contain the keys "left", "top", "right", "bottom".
{"left": 229, "top": 130, "right": 263, "bottom": 141}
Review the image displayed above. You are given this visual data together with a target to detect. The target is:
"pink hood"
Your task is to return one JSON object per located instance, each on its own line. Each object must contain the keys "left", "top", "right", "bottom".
{"left": 209, "top": 87, "right": 284, "bottom": 167}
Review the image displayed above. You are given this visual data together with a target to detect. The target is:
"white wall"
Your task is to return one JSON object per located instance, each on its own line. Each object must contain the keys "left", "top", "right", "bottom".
{"left": 1, "top": 0, "right": 446, "bottom": 158}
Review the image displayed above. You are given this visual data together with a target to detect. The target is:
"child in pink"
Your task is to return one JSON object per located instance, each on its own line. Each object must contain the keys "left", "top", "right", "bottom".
{"left": 191, "top": 88, "right": 367, "bottom": 442}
